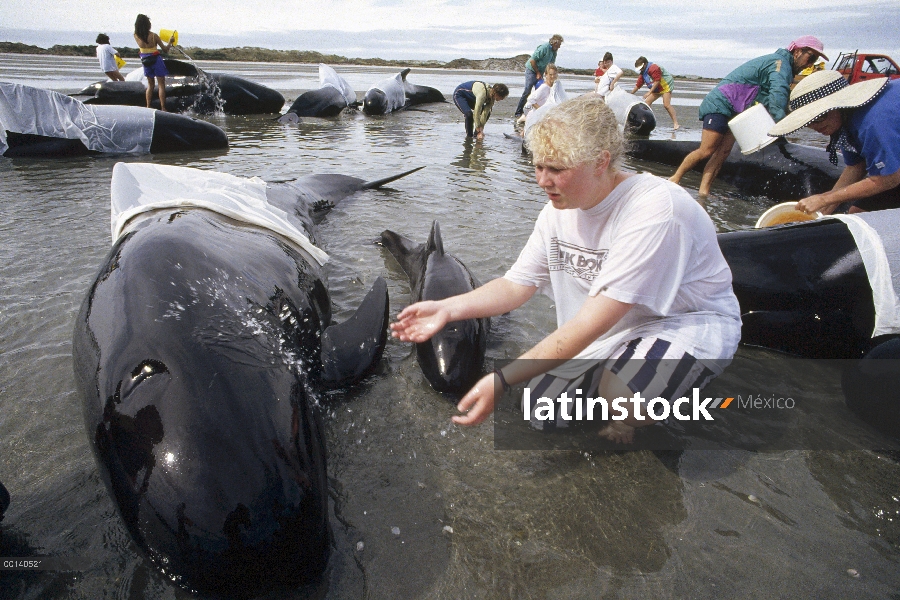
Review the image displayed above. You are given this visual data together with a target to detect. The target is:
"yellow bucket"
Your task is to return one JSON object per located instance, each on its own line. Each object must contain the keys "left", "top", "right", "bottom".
{"left": 159, "top": 29, "right": 178, "bottom": 46}
{"left": 114, "top": 55, "right": 126, "bottom": 69}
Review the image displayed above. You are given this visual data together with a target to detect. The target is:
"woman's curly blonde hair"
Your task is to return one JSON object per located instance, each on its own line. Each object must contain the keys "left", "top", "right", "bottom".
{"left": 525, "top": 94, "right": 624, "bottom": 170}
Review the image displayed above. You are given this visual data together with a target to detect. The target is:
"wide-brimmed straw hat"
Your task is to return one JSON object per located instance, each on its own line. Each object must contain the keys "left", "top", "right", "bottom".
{"left": 768, "top": 70, "right": 889, "bottom": 137}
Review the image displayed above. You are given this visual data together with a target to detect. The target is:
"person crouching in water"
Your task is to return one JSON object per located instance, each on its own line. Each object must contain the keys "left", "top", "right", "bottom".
{"left": 133, "top": 13, "right": 175, "bottom": 111}
{"left": 390, "top": 94, "right": 741, "bottom": 443}
{"left": 453, "top": 81, "right": 509, "bottom": 139}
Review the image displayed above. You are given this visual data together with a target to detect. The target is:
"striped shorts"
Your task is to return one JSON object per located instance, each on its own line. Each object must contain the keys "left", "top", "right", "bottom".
{"left": 525, "top": 337, "right": 720, "bottom": 430}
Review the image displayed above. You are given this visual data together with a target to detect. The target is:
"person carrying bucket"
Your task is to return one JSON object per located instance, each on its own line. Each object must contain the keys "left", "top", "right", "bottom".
{"left": 133, "top": 14, "right": 175, "bottom": 111}
{"left": 95, "top": 34, "right": 125, "bottom": 81}
{"left": 669, "top": 36, "right": 826, "bottom": 196}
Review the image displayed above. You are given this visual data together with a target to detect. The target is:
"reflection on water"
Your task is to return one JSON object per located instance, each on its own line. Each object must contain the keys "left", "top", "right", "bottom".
{"left": 1, "top": 54, "right": 898, "bottom": 599}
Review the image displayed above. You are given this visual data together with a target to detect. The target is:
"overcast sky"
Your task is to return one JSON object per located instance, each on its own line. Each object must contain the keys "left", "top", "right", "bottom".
{"left": 2, "top": 0, "right": 898, "bottom": 77}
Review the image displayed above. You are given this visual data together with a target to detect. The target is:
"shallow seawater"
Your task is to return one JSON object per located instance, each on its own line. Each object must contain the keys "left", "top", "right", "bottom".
{"left": 1, "top": 55, "right": 899, "bottom": 599}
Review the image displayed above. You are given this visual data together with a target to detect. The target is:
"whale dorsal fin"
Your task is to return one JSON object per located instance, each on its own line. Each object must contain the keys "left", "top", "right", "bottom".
{"left": 426, "top": 220, "right": 445, "bottom": 256}
{"left": 399, "top": 68, "right": 411, "bottom": 81}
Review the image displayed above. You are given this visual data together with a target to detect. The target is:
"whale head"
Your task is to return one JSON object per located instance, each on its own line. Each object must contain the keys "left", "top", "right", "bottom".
{"left": 75, "top": 211, "right": 330, "bottom": 596}
{"left": 362, "top": 88, "right": 389, "bottom": 115}
{"left": 626, "top": 103, "right": 656, "bottom": 136}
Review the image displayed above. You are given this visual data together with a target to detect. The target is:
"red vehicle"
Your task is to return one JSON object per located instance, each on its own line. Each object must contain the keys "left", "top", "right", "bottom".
{"left": 832, "top": 51, "right": 900, "bottom": 83}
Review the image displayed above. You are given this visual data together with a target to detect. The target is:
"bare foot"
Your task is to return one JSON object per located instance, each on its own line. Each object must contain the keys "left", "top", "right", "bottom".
{"left": 598, "top": 421, "right": 636, "bottom": 444}
{"left": 673, "top": 123, "right": 680, "bottom": 130}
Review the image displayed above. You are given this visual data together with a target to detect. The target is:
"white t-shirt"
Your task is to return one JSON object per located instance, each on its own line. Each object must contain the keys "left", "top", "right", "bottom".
{"left": 596, "top": 64, "right": 623, "bottom": 98}
{"left": 504, "top": 174, "right": 741, "bottom": 369}
{"left": 96, "top": 44, "right": 118, "bottom": 73}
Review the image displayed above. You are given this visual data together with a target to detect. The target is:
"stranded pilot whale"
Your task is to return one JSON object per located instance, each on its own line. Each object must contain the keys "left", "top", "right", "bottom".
{"left": 603, "top": 87, "right": 656, "bottom": 136}
{"left": 379, "top": 221, "right": 489, "bottom": 394}
{"left": 75, "top": 58, "right": 285, "bottom": 115}
{"left": 362, "top": 68, "right": 446, "bottom": 115}
{"left": 719, "top": 210, "right": 900, "bottom": 438}
{"left": 628, "top": 138, "right": 843, "bottom": 201}
{"left": 1, "top": 83, "right": 227, "bottom": 157}
{"left": 278, "top": 64, "right": 358, "bottom": 121}
{"left": 73, "top": 162, "right": 422, "bottom": 597}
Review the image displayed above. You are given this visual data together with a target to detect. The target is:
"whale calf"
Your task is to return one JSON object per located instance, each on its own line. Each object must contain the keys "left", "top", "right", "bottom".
{"left": 73, "top": 162, "right": 421, "bottom": 596}
{"left": 1, "top": 83, "right": 227, "bottom": 157}
{"left": 628, "top": 138, "right": 843, "bottom": 201}
{"left": 380, "top": 221, "right": 489, "bottom": 394}
{"left": 279, "top": 64, "right": 358, "bottom": 121}
{"left": 362, "top": 68, "right": 445, "bottom": 115}
{"left": 75, "top": 58, "right": 285, "bottom": 115}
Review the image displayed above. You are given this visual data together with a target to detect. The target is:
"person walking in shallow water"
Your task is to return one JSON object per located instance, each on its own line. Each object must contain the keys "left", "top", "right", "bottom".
{"left": 669, "top": 36, "right": 826, "bottom": 196}
{"left": 95, "top": 34, "right": 124, "bottom": 81}
{"left": 513, "top": 34, "right": 563, "bottom": 120}
{"left": 631, "top": 57, "right": 679, "bottom": 130}
{"left": 453, "top": 81, "right": 509, "bottom": 139}
{"left": 133, "top": 14, "right": 174, "bottom": 111}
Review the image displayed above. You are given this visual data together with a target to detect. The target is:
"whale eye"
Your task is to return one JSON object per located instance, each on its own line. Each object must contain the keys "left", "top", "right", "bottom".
{"left": 129, "top": 359, "right": 169, "bottom": 385}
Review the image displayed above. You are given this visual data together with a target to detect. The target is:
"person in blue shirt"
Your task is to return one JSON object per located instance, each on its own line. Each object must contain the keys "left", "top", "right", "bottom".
{"left": 513, "top": 34, "right": 563, "bottom": 119}
{"left": 768, "top": 70, "right": 900, "bottom": 213}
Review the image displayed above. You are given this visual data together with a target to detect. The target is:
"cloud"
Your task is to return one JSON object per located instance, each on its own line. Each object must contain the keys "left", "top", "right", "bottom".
{"left": 2, "top": 0, "right": 898, "bottom": 77}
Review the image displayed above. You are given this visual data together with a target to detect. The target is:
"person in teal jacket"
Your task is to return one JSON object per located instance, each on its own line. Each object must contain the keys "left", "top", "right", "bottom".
{"left": 670, "top": 36, "right": 827, "bottom": 195}
{"left": 514, "top": 34, "right": 563, "bottom": 118}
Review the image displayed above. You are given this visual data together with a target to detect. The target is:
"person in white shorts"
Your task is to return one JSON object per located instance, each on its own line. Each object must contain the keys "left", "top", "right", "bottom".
{"left": 390, "top": 94, "right": 741, "bottom": 443}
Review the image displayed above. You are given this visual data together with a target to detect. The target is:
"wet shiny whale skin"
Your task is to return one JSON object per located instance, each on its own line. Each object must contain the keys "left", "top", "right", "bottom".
{"left": 72, "top": 167, "right": 424, "bottom": 596}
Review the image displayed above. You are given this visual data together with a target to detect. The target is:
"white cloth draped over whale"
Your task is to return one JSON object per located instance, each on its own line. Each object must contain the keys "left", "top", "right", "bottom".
{"left": 366, "top": 71, "right": 409, "bottom": 113}
{"left": 110, "top": 162, "right": 329, "bottom": 266}
{"left": 603, "top": 87, "right": 651, "bottom": 132}
{"left": 319, "top": 64, "right": 356, "bottom": 105}
{"left": 0, "top": 82, "right": 155, "bottom": 155}
{"left": 830, "top": 211, "right": 900, "bottom": 337}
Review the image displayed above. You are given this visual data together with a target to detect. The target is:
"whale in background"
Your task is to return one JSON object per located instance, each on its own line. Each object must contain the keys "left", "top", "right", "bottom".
{"left": 380, "top": 221, "right": 489, "bottom": 394}
{"left": 279, "top": 64, "right": 358, "bottom": 121}
{"left": 362, "top": 68, "right": 445, "bottom": 115}
{"left": 74, "top": 58, "right": 285, "bottom": 115}
{"left": 603, "top": 87, "right": 656, "bottom": 136}
{"left": 73, "top": 162, "right": 422, "bottom": 597}
{"left": 627, "top": 138, "right": 843, "bottom": 201}
{"left": 1, "top": 82, "right": 227, "bottom": 157}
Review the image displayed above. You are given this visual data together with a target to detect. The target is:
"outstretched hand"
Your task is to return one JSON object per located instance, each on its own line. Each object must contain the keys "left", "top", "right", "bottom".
{"left": 390, "top": 301, "right": 450, "bottom": 343}
{"left": 451, "top": 373, "right": 498, "bottom": 426}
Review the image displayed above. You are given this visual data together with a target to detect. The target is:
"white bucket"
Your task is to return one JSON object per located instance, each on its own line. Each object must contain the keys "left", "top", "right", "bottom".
{"left": 729, "top": 104, "right": 778, "bottom": 155}
{"left": 755, "top": 202, "right": 822, "bottom": 228}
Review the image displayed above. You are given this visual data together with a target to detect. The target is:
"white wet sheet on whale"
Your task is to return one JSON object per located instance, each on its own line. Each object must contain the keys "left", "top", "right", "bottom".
{"left": 0, "top": 82, "right": 154, "bottom": 155}
{"left": 319, "top": 64, "right": 357, "bottom": 105}
{"left": 110, "top": 162, "right": 329, "bottom": 265}
{"left": 830, "top": 210, "right": 900, "bottom": 336}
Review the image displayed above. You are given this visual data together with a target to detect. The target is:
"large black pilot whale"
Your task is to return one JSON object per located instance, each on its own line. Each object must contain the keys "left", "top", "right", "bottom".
{"left": 379, "top": 221, "right": 489, "bottom": 394}
{"left": 1, "top": 82, "right": 227, "bottom": 157}
{"left": 604, "top": 87, "right": 656, "bottom": 136}
{"left": 629, "top": 138, "right": 843, "bottom": 201}
{"left": 73, "top": 162, "right": 421, "bottom": 596}
{"left": 362, "top": 68, "right": 446, "bottom": 115}
{"left": 74, "top": 58, "right": 285, "bottom": 115}
{"left": 719, "top": 210, "right": 900, "bottom": 438}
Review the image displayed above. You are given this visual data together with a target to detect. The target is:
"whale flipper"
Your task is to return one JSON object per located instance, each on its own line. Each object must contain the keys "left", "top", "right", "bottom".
{"left": 321, "top": 277, "right": 390, "bottom": 387}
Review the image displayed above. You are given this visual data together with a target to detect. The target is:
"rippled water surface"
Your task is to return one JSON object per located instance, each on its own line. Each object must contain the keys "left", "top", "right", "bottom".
{"left": 1, "top": 55, "right": 899, "bottom": 599}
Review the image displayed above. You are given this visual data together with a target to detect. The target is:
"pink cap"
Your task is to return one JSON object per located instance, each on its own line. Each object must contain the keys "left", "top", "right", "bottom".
{"left": 788, "top": 35, "right": 828, "bottom": 61}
